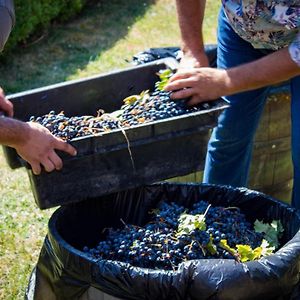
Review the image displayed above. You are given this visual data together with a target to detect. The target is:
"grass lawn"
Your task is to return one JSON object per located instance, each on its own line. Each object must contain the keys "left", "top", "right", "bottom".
{"left": 0, "top": 1, "right": 219, "bottom": 299}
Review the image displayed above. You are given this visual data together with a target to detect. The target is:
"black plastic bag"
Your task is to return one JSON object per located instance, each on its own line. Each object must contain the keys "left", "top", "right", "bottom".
{"left": 132, "top": 45, "right": 217, "bottom": 67}
{"left": 26, "top": 183, "right": 300, "bottom": 300}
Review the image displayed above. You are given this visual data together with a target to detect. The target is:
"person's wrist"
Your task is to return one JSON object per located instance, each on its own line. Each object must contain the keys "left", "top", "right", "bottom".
{"left": 182, "top": 46, "right": 206, "bottom": 60}
{"left": 6, "top": 119, "right": 30, "bottom": 148}
{"left": 181, "top": 46, "right": 209, "bottom": 68}
{"left": 220, "top": 69, "right": 236, "bottom": 96}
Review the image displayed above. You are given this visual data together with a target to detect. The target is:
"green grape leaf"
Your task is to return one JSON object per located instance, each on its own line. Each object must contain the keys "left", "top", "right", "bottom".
{"left": 236, "top": 244, "right": 257, "bottom": 262}
{"left": 177, "top": 213, "right": 206, "bottom": 236}
{"left": 219, "top": 239, "right": 236, "bottom": 256}
{"left": 259, "top": 239, "right": 275, "bottom": 257}
{"left": 123, "top": 94, "right": 141, "bottom": 105}
{"left": 156, "top": 69, "right": 173, "bottom": 91}
{"left": 254, "top": 220, "right": 284, "bottom": 248}
{"left": 236, "top": 239, "right": 275, "bottom": 262}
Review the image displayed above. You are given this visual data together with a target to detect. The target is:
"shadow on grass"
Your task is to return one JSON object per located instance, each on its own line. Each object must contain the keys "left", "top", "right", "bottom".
{"left": 0, "top": 0, "right": 156, "bottom": 94}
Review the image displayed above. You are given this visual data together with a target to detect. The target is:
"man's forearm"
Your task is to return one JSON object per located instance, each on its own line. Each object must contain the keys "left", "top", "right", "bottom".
{"left": 176, "top": 0, "right": 206, "bottom": 59}
{"left": 225, "top": 47, "right": 300, "bottom": 95}
{"left": 0, "top": 117, "right": 29, "bottom": 148}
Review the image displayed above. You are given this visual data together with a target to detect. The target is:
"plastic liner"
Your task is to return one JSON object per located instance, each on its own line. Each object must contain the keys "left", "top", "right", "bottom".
{"left": 26, "top": 183, "right": 300, "bottom": 300}
{"left": 132, "top": 45, "right": 217, "bottom": 68}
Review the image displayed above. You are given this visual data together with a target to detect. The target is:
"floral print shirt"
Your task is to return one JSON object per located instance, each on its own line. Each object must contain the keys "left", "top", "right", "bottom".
{"left": 222, "top": 0, "right": 300, "bottom": 66}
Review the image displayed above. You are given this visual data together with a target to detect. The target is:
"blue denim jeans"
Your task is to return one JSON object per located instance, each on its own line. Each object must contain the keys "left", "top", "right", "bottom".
{"left": 203, "top": 8, "right": 300, "bottom": 209}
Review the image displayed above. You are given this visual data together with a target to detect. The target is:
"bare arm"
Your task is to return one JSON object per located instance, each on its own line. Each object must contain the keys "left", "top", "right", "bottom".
{"left": 165, "top": 47, "right": 300, "bottom": 104}
{"left": 176, "top": 0, "right": 209, "bottom": 67}
{"left": 226, "top": 47, "right": 299, "bottom": 94}
{"left": 0, "top": 2, "right": 76, "bottom": 174}
{"left": 0, "top": 117, "right": 77, "bottom": 175}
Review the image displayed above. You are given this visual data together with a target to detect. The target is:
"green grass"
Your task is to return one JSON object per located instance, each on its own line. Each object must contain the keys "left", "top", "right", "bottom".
{"left": 0, "top": 0, "right": 219, "bottom": 94}
{"left": 0, "top": 1, "right": 219, "bottom": 299}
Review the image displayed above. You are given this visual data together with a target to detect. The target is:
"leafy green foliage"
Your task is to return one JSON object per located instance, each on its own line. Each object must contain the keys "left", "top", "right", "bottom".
{"left": 220, "top": 239, "right": 275, "bottom": 263}
{"left": 155, "top": 69, "right": 173, "bottom": 91}
{"left": 236, "top": 244, "right": 261, "bottom": 262}
{"left": 177, "top": 204, "right": 210, "bottom": 236}
{"left": 254, "top": 220, "right": 284, "bottom": 248}
{"left": 122, "top": 90, "right": 150, "bottom": 106}
{"left": 176, "top": 205, "right": 280, "bottom": 263}
{"left": 177, "top": 213, "right": 206, "bottom": 235}
{"left": 219, "top": 239, "right": 236, "bottom": 256}
{"left": 236, "top": 239, "right": 275, "bottom": 262}
{"left": 2, "top": 0, "right": 87, "bottom": 54}
{"left": 260, "top": 239, "right": 276, "bottom": 257}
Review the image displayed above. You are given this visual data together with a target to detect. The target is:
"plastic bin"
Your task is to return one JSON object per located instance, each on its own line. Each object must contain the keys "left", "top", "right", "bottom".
{"left": 3, "top": 58, "right": 228, "bottom": 209}
{"left": 26, "top": 183, "right": 300, "bottom": 300}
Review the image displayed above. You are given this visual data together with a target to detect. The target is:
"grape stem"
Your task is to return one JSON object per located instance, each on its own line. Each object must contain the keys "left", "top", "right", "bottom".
{"left": 120, "top": 218, "right": 129, "bottom": 229}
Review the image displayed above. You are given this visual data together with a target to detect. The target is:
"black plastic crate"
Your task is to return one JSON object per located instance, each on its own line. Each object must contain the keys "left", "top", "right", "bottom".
{"left": 3, "top": 59, "right": 228, "bottom": 209}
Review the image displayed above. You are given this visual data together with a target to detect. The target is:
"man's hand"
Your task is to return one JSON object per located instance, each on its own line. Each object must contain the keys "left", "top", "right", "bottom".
{"left": 165, "top": 67, "right": 230, "bottom": 105}
{"left": 166, "top": 47, "right": 300, "bottom": 106}
{"left": 14, "top": 122, "right": 77, "bottom": 175}
{"left": 0, "top": 87, "right": 13, "bottom": 117}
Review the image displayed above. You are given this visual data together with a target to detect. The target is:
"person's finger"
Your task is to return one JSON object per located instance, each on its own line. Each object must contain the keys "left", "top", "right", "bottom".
{"left": 30, "top": 161, "right": 42, "bottom": 175}
{"left": 165, "top": 78, "right": 196, "bottom": 92}
{"left": 48, "top": 151, "right": 63, "bottom": 171}
{"left": 1, "top": 98, "right": 14, "bottom": 117}
{"left": 167, "top": 71, "right": 193, "bottom": 83}
{"left": 6, "top": 99, "right": 13, "bottom": 117}
{"left": 187, "top": 95, "right": 205, "bottom": 106}
{"left": 54, "top": 139, "right": 77, "bottom": 156}
{"left": 0, "top": 90, "right": 13, "bottom": 117}
{"left": 41, "top": 158, "right": 56, "bottom": 173}
{"left": 170, "top": 88, "right": 195, "bottom": 100}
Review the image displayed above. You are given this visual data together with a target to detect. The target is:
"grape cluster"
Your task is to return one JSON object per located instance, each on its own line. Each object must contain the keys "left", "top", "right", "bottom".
{"left": 83, "top": 200, "right": 264, "bottom": 270}
{"left": 28, "top": 69, "right": 211, "bottom": 141}
{"left": 29, "top": 110, "right": 121, "bottom": 141}
{"left": 119, "top": 90, "right": 203, "bottom": 128}
{"left": 190, "top": 201, "right": 264, "bottom": 250}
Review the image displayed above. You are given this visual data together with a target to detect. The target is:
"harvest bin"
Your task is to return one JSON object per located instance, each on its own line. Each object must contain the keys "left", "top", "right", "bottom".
{"left": 26, "top": 183, "right": 300, "bottom": 300}
{"left": 3, "top": 58, "right": 227, "bottom": 209}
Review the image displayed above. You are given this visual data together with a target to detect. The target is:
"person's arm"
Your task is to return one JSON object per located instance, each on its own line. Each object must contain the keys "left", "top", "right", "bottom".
{"left": 165, "top": 46, "right": 300, "bottom": 105}
{"left": 176, "top": 0, "right": 209, "bottom": 67}
{"left": 0, "top": 117, "right": 77, "bottom": 175}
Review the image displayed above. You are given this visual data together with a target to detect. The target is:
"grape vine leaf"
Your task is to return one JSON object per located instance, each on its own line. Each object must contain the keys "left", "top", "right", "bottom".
{"left": 123, "top": 94, "right": 141, "bottom": 105}
{"left": 219, "top": 239, "right": 236, "bottom": 256}
{"left": 254, "top": 220, "right": 284, "bottom": 248}
{"left": 122, "top": 90, "right": 150, "bottom": 106}
{"left": 156, "top": 69, "right": 173, "bottom": 91}
{"left": 236, "top": 244, "right": 259, "bottom": 262}
{"left": 260, "top": 239, "right": 276, "bottom": 257}
{"left": 177, "top": 213, "right": 206, "bottom": 235}
{"left": 219, "top": 239, "right": 275, "bottom": 262}
{"left": 236, "top": 239, "right": 275, "bottom": 262}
